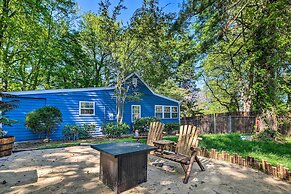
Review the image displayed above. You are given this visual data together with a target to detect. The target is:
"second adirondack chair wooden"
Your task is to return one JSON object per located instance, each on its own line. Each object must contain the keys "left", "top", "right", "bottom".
{"left": 153, "top": 125, "right": 205, "bottom": 184}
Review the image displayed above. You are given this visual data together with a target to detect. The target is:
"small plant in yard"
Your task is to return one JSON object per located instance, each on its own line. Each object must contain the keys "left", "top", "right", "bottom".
{"left": 63, "top": 125, "right": 81, "bottom": 140}
{"left": 102, "top": 122, "right": 129, "bottom": 138}
{"left": 26, "top": 106, "right": 62, "bottom": 141}
{"left": 63, "top": 123, "right": 95, "bottom": 140}
{"left": 133, "top": 117, "right": 160, "bottom": 134}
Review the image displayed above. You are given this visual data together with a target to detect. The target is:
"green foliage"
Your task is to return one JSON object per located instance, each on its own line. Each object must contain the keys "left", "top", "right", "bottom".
{"left": 0, "top": 0, "right": 76, "bottom": 91}
{"left": 0, "top": 93, "right": 18, "bottom": 136}
{"left": 178, "top": 0, "right": 290, "bottom": 114}
{"left": 164, "top": 123, "right": 180, "bottom": 135}
{"left": 133, "top": 117, "right": 160, "bottom": 134}
{"left": 253, "top": 129, "right": 286, "bottom": 143}
{"left": 164, "top": 133, "right": 291, "bottom": 169}
{"left": 63, "top": 123, "right": 95, "bottom": 140}
{"left": 26, "top": 106, "right": 62, "bottom": 140}
{"left": 63, "top": 125, "right": 81, "bottom": 140}
{"left": 102, "top": 122, "right": 129, "bottom": 138}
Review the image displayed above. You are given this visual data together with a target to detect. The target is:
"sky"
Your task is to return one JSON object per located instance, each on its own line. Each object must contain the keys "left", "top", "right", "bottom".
{"left": 75, "top": 0, "right": 184, "bottom": 22}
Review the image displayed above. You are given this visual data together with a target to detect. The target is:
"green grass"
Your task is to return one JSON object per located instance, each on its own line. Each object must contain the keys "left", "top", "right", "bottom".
{"left": 20, "top": 134, "right": 291, "bottom": 169}
{"left": 164, "top": 134, "right": 291, "bottom": 169}
{"left": 36, "top": 137, "right": 136, "bottom": 149}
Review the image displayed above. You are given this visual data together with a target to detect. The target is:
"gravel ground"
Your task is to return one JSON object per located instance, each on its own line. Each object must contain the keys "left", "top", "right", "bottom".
{"left": 0, "top": 146, "right": 290, "bottom": 194}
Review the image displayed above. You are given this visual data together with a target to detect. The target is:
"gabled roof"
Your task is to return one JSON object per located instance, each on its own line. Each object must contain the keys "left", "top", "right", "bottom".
{"left": 5, "top": 72, "right": 180, "bottom": 104}
{"left": 125, "top": 72, "right": 180, "bottom": 104}
{"left": 5, "top": 87, "right": 114, "bottom": 95}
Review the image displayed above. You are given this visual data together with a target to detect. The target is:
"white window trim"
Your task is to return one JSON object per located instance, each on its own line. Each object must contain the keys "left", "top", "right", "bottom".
{"left": 163, "top": 106, "right": 171, "bottom": 119}
{"left": 79, "top": 101, "right": 95, "bottom": 116}
{"left": 131, "top": 105, "right": 141, "bottom": 123}
{"left": 155, "top": 105, "right": 163, "bottom": 119}
{"left": 171, "top": 106, "right": 179, "bottom": 119}
{"left": 155, "top": 105, "right": 178, "bottom": 119}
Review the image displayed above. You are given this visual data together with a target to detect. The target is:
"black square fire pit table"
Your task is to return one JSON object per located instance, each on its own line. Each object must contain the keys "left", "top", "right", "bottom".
{"left": 91, "top": 142, "right": 156, "bottom": 193}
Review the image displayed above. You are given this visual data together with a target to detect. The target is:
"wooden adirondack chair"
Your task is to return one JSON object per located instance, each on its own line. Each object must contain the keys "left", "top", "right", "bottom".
{"left": 153, "top": 125, "right": 205, "bottom": 184}
{"left": 146, "top": 122, "right": 165, "bottom": 146}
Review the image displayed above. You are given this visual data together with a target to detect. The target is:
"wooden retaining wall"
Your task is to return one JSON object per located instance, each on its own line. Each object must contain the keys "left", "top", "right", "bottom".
{"left": 196, "top": 147, "right": 291, "bottom": 182}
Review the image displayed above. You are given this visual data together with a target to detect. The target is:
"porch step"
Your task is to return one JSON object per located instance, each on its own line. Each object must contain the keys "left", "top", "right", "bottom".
{"left": 87, "top": 127, "right": 104, "bottom": 137}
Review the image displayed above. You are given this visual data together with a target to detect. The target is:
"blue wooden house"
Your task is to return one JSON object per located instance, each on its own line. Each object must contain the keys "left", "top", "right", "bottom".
{"left": 3, "top": 73, "right": 180, "bottom": 141}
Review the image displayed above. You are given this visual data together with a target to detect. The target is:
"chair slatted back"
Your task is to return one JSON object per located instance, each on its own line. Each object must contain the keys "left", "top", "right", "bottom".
{"left": 147, "top": 122, "right": 165, "bottom": 146}
{"left": 176, "top": 125, "right": 200, "bottom": 156}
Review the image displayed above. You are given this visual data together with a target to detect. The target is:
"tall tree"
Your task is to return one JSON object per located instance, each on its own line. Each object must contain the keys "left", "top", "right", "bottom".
{"left": 176, "top": 0, "right": 290, "bottom": 117}
{"left": 0, "top": 0, "right": 76, "bottom": 91}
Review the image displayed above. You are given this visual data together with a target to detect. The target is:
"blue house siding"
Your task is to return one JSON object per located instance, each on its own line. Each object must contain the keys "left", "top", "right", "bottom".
{"left": 124, "top": 94, "right": 179, "bottom": 125}
{"left": 5, "top": 97, "right": 47, "bottom": 141}
{"left": 3, "top": 73, "right": 180, "bottom": 142}
{"left": 4, "top": 89, "right": 117, "bottom": 141}
{"left": 123, "top": 74, "right": 180, "bottom": 125}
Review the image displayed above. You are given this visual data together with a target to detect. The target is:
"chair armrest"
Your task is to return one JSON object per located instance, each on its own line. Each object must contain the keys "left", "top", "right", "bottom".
{"left": 190, "top": 146, "right": 199, "bottom": 152}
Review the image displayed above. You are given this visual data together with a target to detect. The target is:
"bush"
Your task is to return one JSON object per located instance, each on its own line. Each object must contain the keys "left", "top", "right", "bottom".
{"left": 63, "top": 125, "right": 81, "bottom": 140}
{"left": 164, "top": 123, "right": 180, "bottom": 135}
{"left": 26, "top": 106, "right": 62, "bottom": 141}
{"left": 81, "top": 123, "right": 96, "bottom": 139}
{"left": 102, "top": 122, "right": 129, "bottom": 138}
{"left": 133, "top": 117, "right": 160, "bottom": 134}
{"left": 253, "top": 128, "right": 286, "bottom": 143}
{"left": 63, "top": 123, "right": 95, "bottom": 140}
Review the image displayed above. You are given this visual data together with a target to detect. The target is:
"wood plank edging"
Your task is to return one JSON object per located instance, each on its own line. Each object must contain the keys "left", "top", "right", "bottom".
{"left": 196, "top": 147, "right": 290, "bottom": 182}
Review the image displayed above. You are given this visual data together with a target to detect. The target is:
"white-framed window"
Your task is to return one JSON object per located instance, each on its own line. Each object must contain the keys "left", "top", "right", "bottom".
{"left": 155, "top": 105, "right": 179, "bottom": 119}
{"left": 155, "top": 105, "right": 163, "bottom": 119}
{"left": 171, "top": 106, "right": 178, "bottom": 118}
{"left": 164, "top": 106, "right": 171, "bottom": 118}
{"left": 79, "top": 101, "right": 95, "bottom": 116}
{"left": 131, "top": 105, "right": 141, "bottom": 122}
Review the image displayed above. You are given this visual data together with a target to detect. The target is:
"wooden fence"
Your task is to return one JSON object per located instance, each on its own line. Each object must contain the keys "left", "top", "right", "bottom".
{"left": 181, "top": 113, "right": 291, "bottom": 136}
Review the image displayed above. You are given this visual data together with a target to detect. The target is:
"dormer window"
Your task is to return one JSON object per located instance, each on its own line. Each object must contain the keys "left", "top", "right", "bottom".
{"left": 132, "top": 78, "right": 138, "bottom": 87}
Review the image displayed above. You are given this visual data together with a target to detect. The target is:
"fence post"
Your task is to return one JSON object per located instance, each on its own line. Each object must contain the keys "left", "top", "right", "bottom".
{"left": 213, "top": 113, "right": 216, "bottom": 133}
{"left": 228, "top": 115, "right": 232, "bottom": 133}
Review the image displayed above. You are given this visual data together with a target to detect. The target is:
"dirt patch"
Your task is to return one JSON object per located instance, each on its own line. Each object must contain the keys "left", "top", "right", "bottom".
{"left": 0, "top": 146, "right": 290, "bottom": 194}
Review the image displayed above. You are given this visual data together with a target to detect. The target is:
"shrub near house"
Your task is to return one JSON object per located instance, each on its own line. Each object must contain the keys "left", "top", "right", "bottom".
{"left": 102, "top": 122, "right": 129, "bottom": 138}
{"left": 63, "top": 124, "right": 94, "bottom": 140}
{"left": 133, "top": 117, "right": 160, "bottom": 134}
{"left": 26, "top": 106, "right": 62, "bottom": 141}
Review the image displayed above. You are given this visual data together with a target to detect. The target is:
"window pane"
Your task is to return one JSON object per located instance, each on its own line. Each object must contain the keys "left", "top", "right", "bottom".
{"left": 172, "top": 113, "right": 178, "bottom": 118}
{"left": 81, "top": 102, "right": 93, "bottom": 108}
{"left": 164, "top": 113, "right": 171, "bottom": 118}
{"left": 132, "top": 106, "right": 140, "bottom": 113}
{"left": 133, "top": 113, "right": 140, "bottom": 121}
{"left": 172, "top": 106, "right": 178, "bottom": 113}
{"left": 164, "top": 106, "right": 170, "bottom": 113}
{"left": 155, "top": 106, "right": 162, "bottom": 112}
{"left": 155, "top": 113, "right": 163, "bottom": 119}
{"left": 81, "top": 109, "right": 94, "bottom": 115}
